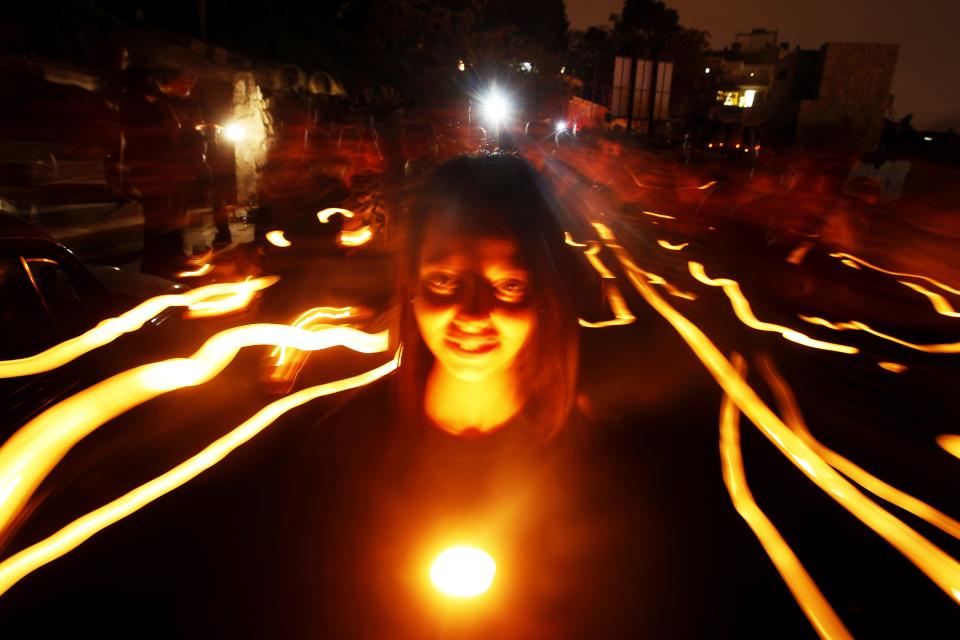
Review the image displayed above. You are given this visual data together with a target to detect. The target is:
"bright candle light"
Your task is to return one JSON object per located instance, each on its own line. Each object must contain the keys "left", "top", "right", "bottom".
{"left": 223, "top": 122, "right": 246, "bottom": 142}
{"left": 430, "top": 546, "right": 496, "bottom": 597}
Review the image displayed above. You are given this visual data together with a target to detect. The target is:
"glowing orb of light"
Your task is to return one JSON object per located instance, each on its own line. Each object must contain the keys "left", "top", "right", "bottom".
{"left": 430, "top": 546, "right": 496, "bottom": 598}
{"left": 479, "top": 89, "right": 511, "bottom": 127}
{"left": 555, "top": 120, "right": 567, "bottom": 132}
{"left": 223, "top": 122, "right": 246, "bottom": 142}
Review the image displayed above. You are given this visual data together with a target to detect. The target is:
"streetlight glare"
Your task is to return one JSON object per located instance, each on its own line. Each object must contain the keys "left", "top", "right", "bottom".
{"left": 479, "top": 88, "right": 511, "bottom": 127}
{"left": 430, "top": 546, "right": 496, "bottom": 598}
{"left": 555, "top": 120, "right": 567, "bottom": 132}
{"left": 223, "top": 121, "right": 246, "bottom": 142}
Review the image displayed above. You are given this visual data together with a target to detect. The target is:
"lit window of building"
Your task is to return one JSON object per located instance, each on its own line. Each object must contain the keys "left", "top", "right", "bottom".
{"left": 739, "top": 89, "right": 756, "bottom": 108}
{"left": 717, "top": 90, "right": 739, "bottom": 106}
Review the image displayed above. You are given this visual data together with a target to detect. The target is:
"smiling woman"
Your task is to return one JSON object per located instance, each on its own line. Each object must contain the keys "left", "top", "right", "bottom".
{"left": 397, "top": 154, "right": 581, "bottom": 440}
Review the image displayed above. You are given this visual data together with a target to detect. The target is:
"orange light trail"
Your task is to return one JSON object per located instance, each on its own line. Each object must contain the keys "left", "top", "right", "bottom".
{"left": 579, "top": 282, "right": 636, "bottom": 328}
{"left": 937, "top": 435, "right": 960, "bottom": 461}
{"left": 0, "top": 324, "right": 390, "bottom": 543}
{"left": 176, "top": 263, "right": 212, "bottom": 278}
{"left": 657, "top": 239, "right": 688, "bottom": 251}
{"left": 720, "top": 353, "right": 852, "bottom": 640}
{"left": 564, "top": 232, "right": 587, "bottom": 247}
{"left": 0, "top": 351, "right": 399, "bottom": 597}
{"left": 265, "top": 230, "right": 292, "bottom": 247}
{"left": 759, "top": 356, "right": 960, "bottom": 542}
{"left": 270, "top": 306, "right": 356, "bottom": 368}
{"left": 688, "top": 262, "right": 858, "bottom": 354}
{"left": 584, "top": 242, "right": 616, "bottom": 279}
{"left": 597, "top": 221, "right": 960, "bottom": 605}
{"left": 642, "top": 210, "right": 676, "bottom": 220}
{"left": 798, "top": 315, "right": 960, "bottom": 354}
{"left": 0, "top": 277, "right": 278, "bottom": 378}
{"left": 338, "top": 225, "right": 373, "bottom": 247}
{"left": 898, "top": 281, "right": 960, "bottom": 317}
{"left": 316, "top": 207, "right": 356, "bottom": 223}
{"left": 878, "top": 362, "right": 907, "bottom": 373}
{"left": 831, "top": 252, "right": 960, "bottom": 296}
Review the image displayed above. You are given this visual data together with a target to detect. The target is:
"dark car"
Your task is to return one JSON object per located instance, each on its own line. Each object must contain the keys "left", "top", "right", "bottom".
{"left": 0, "top": 213, "right": 188, "bottom": 434}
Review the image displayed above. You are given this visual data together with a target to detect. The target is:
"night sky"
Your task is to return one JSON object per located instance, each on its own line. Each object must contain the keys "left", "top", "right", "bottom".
{"left": 567, "top": 0, "right": 960, "bottom": 131}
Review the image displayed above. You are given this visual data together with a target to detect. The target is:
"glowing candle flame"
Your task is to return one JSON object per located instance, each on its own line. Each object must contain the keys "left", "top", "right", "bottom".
{"left": 176, "top": 263, "right": 212, "bottom": 278}
{"left": 430, "top": 546, "right": 496, "bottom": 598}
{"left": 0, "top": 277, "right": 278, "bottom": 378}
{"left": 266, "top": 230, "right": 292, "bottom": 247}
{"left": 689, "top": 262, "right": 858, "bottom": 354}
{"left": 657, "top": 240, "right": 688, "bottom": 251}
{"left": 720, "top": 354, "right": 853, "bottom": 640}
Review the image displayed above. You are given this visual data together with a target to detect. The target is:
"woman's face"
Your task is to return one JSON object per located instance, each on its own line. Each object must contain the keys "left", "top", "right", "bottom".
{"left": 413, "top": 223, "right": 536, "bottom": 382}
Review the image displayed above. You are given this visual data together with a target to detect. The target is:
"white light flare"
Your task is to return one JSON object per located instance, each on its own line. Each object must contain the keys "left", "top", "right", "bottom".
{"left": 479, "top": 88, "right": 511, "bottom": 129}
{"left": 430, "top": 546, "right": 496, "bottom": 598}
{"left": 222, "top": 122, "right": 246, "bottom": 143}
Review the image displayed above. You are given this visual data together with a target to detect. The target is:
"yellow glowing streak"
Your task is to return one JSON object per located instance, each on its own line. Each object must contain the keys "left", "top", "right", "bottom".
{"left": 878, "top": 362, "right": 907, "bottom": 373}
{"left": 0, "top": 325, "right": 389, "bottom": 542}
{"left": 698, "top": 180, "right": 717, "bottom": 190}
{"left": 430, "top": 546, "right": 496, "bottom": 597}
{"left": 937, "top": 435, "right": 960, "bottom": 461}
{"left": 689, "top": 262, "right": 858, "bottom": 354}
{"left": 584, "top": 242, "right": 616, "bottom": 279}
{"left": 0, "top": 352, "right": 399, "bottom": 597}
{"left": 580, "top": 282, "right": 636, "bottom": 328}
{"left": 720, "top": 354, "right": 852, "bottom": 640}
{"left": 898, "top": 281, "right": 960, "bottom": 317}
{"left": 642, "top": 210, "right": 676, "bottom": 220}
{"left": 629, "top": 173, "right": 716, "bottom": 191}
{"left": 589, "top": 223, "right": 695, "bottom": 300}
{"left": 0, "top": 277, "right": 278, "bottom": 378}
{"left": 564, "top": 232, "right": 587, "bottom": 247}
{"left": 759, "top": 356, "right": 960, "bottom": 542}
{"left": 799, "top": 315, "right": 960, "bottom": 354}
{"left": 598, "top": 223, "right": 960, "bottom": 605}
{"left": 657, "top": 239, "right": 688, "bottom": 251}
{"left": 265, "top": 230, "right": 292, "bottom": 247}
{"left": 831, "top": 252, "right": 960, "bottom": 296}
{"left": 338, "top": 225, "right": 373, "bottom": 247}
{"left": 316, "top": 207, "right": 356, "bottom": 223}
{"left": 183, "top": 278, "right": 274, "bottom": 319}
{"left": 176, "top": 263, "right": 212, "bottom": 278}
{"left": 270, "top": 306, "right": 355, "bottom": 368}
{"left": 840, "top": 259, "right": 861, "bottom": 270}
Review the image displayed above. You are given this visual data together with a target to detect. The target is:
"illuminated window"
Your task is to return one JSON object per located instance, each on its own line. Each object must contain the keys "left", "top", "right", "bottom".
{"left": 739, "top": 89, "right": 756, "bottom": 108}
{"left": 717, "top": 91, "right": 739, "bottom": 106}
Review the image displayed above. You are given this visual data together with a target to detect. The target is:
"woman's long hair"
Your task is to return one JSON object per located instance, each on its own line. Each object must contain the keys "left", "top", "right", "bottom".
{"left": 394, "top": 154, "right": 580, "bottom": 440}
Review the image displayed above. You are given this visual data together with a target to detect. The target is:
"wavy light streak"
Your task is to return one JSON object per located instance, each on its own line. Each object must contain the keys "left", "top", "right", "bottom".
{"left": 798, "top": 315, "right": 960, "bottom": 354}
{"left": 598, "top": 221, "right": 960, "bottom": 605}
{"left": 338, "top": 225, "right": 373, "bottom": 248}
{"left": 898, "top": 281, "right": 960, "bottom": 317}
{"left": 831, "top": 252, "right": 960, "bottom": 296}
{"left": 937, "top": 435, "right": 960, "bottom": 461}
{"left": 0, "top": 351, "right": 399, "bottom": 597}
{"left": 642, "top": 210, "right": 675, "bottom": 220}
{"left": 759, "top": 356, "right": 960, "bottom": 541}
{"left": 0, "top": 277, "right": 278, "bottom": 379}
{"left": 878, "top": 362, "right": 907, "bottom": 373}
{"left": 176, "top": 263, "right": 212, "bottom": 278}
{"left": 579, "top": 282, "right": 636, "bottom": 328}
{"left": 657, "top": 239, "right": 688, "bottom": 251}
{"left": 265, "top": 230, "right": 292, "bottom": 247}
{"left": 689, "top": 262, "right": 858, "bottom": 354}
{"left": 0, "top": 324, "right": 389, "bottom": 544}
{"left": 720, "top": 354, "right": 852, "bottom": 640}
{"left": 316, "top": 207, "right": 356, "bottom": 223}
